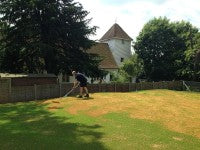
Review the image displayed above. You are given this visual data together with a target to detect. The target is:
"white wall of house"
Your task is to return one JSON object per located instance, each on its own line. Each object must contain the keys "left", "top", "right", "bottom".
{"left": 104, "top": 38, "right": 132, "bottom": 67}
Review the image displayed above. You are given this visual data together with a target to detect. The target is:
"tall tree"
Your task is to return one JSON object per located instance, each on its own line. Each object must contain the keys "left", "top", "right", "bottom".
{"left": 134, "top": 17, "right": 183, "bottom": 81}
{"left": 0, "top": 0, "right": 101, "bottom": 76}
{"left": 194, "top": 33, "right": 200, "bottom": 80}
{"left": 134, "top": 17, "right": 200, "bottom": 81}
{"left": 172, "top": 21, "right": 200, "bottom": 80}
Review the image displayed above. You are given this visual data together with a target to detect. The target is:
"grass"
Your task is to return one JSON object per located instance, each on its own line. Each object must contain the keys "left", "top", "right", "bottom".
{"left": 0, "top": 89, "right": 200, "bottom": 150}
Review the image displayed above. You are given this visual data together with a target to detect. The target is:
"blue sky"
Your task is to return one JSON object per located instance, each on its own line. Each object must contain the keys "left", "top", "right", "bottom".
{"left": 77, "top": 0, "right": 200, "bottom": 41}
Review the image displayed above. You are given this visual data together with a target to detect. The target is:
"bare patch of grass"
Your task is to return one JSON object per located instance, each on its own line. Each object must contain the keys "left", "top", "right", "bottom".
{"left": 62, "top": 90, "right": 200, "bottom": 138}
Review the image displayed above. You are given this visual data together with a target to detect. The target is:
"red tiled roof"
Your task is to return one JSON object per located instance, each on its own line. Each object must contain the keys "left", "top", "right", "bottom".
{"left": 87, "top": 43, "right": 118, "bottom": 69}
{"left": 100, "top": 23, "right": 132, "bottom": 41}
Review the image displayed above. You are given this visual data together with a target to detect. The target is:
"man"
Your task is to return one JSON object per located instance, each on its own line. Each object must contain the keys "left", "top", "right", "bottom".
{"left": 72, "top": 71, "right": 89, "bottom": 98}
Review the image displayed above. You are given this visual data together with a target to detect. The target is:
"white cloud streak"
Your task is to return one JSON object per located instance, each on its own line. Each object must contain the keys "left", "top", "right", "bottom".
{"left": 76, "top": 0, "right": 200, "bottom": 41}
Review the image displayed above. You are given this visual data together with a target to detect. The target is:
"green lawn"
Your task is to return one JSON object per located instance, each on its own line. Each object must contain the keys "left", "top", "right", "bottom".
{"left": 0, "top": 90, "right": 200, "bottom": 150}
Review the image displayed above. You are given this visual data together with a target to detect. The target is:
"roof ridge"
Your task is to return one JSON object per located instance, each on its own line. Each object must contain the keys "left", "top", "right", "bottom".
{"left": 100, "top": 23, "right": 132, "bottom": 41}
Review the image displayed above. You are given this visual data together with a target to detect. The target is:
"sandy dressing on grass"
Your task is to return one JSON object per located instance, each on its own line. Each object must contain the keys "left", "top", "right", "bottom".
{"left": 45, "top": 90, "right": 200, "bottom": 138}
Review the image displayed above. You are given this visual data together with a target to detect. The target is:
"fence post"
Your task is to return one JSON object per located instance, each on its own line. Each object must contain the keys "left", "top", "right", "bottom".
{"left": 98, "top": 83, "right": 101, "bottom": 92}
{"left": 135, "top": 83, "right": 138, "bottom": 92}
{"left": 129, "top": 83, "right": 131, "bottom": 92}
{"left": 34, "top": 84, "right": 37, "bottom": 100}
{"left": 59, "top": 83, "right": 62, "bottom": 97}
{"left": 162, "top": 81, "right": 164, "bottom": 89}
{"left": 182, "top": 81, "right": 185, "bottom": 91}
{"left": 114, "top": 83, "right": 117, "bottom": 92}
{"left": 8, "top": 78, "right": 12, "bottom": 101}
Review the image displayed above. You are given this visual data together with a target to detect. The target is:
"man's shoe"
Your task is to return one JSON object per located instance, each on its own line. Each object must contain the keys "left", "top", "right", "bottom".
{"left": 76, "top": 95, "right": 83, "bottom": 98}
{"left": 84, "top": 94, "right": 89, "bottom": 98}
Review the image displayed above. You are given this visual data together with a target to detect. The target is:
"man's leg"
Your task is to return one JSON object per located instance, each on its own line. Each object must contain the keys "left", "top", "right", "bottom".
{"left": 83, "top": 87, "right": 89, "bottom": 97}
{"left": 77, "top": 87, "right": 83, "bottom": 98}
{"left": 84, "top": 87, "right": 89, "bottom": 94}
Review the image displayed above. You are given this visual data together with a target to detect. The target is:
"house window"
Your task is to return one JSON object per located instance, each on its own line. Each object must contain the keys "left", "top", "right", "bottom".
{"left": 121, "top": 39, "right": 124, "bottom": 44}
{"left": 121, "top": 58, "right": 124, "bottom": 62}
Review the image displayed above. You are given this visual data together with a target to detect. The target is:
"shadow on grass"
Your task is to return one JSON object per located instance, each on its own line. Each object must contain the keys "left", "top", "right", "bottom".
{"left": 0, "top": 102, "right": 107, "bottom": 150}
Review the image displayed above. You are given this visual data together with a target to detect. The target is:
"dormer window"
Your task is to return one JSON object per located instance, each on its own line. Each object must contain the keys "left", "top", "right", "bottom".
{"left": 121, "top": 39, "right": 125, "bottom": 44}
{"left": 121, "top": 58, "right": 124, "bottom": 62}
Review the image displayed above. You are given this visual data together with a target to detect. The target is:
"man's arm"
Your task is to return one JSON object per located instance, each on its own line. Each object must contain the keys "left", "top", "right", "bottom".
{"left": 73, "top": 80, "right": 80, "bottom": 89}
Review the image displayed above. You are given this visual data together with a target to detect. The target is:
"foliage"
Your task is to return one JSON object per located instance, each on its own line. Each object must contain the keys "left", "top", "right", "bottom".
{"left": 110, "top": 70, "right": 130, "bottom": 83}
{"left": 0, "top": 0, "right": 102, "bottom": 77}
{"left": 172, "top": 21, "right": 200, "bottom": 81}
{"left": 134, "top": 17, "right": 200, "bottom": 81}
{"left": 110, "top": 54, "right": 144, "bottom": 83}
{"left": 121, "top": 54, "right": 144, "bottom": 78}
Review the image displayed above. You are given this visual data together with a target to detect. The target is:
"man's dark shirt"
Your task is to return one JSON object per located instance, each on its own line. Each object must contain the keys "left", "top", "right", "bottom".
{"left": 75, "top": 73, "right": 87, "bottom": 83}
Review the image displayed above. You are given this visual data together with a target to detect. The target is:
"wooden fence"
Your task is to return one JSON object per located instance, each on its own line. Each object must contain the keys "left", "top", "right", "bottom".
{"left": 0, "top": 79, "right": 184, "bottom": 103}
{"left": 183, "top": 81, "right": 200, "bottom": 91}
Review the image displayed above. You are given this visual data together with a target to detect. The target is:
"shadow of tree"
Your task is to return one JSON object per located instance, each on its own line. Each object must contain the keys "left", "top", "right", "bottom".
{"left": 0, "top": 102, "right": 107, "bottom": 150}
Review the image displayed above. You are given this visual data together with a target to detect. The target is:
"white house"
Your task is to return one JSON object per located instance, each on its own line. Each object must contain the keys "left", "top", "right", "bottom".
{"left": 88, "top": 23, "right": 133, "bottom": 83}
{"left": 59, "top": 23, "right": 133, "bottom": 83}
{"left": 99, "top": 23, "right": 132, "bottom": 67}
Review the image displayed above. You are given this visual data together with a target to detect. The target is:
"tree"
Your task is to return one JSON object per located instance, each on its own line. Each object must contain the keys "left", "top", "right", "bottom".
{"left": 172, "top": 21, "right": 200, "bottom": 81}
{"left": 194, "top": 50, "right": 200, "bottom": 81}
{"left": 110, "top": 70, "right": 130, "bottom": 83}
{"left": 121, "top": 54, "right": 144, "bottom": 80}
{"left": 0, "top": 0, "right": 101, "bottom": 76}
{"left": 134, "top": 17, "right": 200, "bottom": 81}
{"left": 110, "top": 54, "right": 144, "bottom": 83}
{"left": 134, "top": 17, "right": 183, "bottom": 81}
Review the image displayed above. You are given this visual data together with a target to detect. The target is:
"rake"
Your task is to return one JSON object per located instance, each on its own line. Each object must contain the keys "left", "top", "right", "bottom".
{"left": 63, "top": 83, "right": 80, "bottom": 97}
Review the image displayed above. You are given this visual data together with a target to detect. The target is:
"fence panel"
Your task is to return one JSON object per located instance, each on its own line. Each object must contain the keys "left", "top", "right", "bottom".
{"left": 136, "top": 83, "right": 142, "bottom": 91}
{"left": 185, "top": 81, "right": 200, "bottom": 91}
{"left": 99, "top": 84, "right": 107, "bottom": 92}
{"left": 0, "top": 81, "right": 185, "bottom": 103}
{"left": 130, "top": 83, "right": 137, "bottom": 91}
{"left": 87, "top": 84, "right": 99, "bottom": 93}
{"left": 0, "top": 79, "right": 11, "bottom": 103}
{"left": 116, "top": 83, "right": 129, "bottom": 92}
{"left": 61, "top": 83, "right": 74, "bottom": 96}
{"left": 36, "top": 84, "right": 60, "bottom": 100}
{"left": 11, "top": 86, "right": 35, "bottom": 102}
{"left": 173, "top": 81, "right": 183, "bottom": 91}
{"left": 141, "top": 82, "right": 153, "bottom": 90}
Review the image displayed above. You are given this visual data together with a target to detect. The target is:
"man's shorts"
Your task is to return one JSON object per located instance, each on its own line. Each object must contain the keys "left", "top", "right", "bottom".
{"left": 80, "top": 82, "right": 87, "bottom": 87}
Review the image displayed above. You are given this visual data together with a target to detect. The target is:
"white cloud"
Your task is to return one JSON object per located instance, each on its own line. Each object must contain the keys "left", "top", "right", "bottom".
{"left": 76, "top": 0, "right": 200, "bottom": 41}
